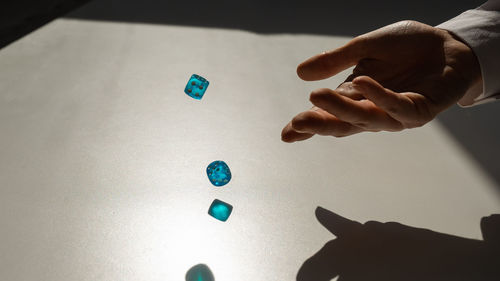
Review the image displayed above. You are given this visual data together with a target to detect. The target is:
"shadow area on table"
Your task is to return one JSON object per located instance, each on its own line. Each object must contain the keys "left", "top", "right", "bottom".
{"left": 436, "top": 103, "right": 500, "bottom": 189}
{"left": 3, "top": 0, "right": 478, "bottom": 49}
{"left": 298, "top": 207, "right": 500, "bottom": 281}
{"left": 65, "top": 0, "right": 481, "bottom": 37}
{"left": 0, "top": 0, "right": 90, "bottom": 49}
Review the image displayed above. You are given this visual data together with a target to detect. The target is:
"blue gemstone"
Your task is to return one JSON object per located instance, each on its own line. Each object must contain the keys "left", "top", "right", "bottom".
{"left": 185, "top": 264, "right": 215, "bottom": 281}
{"left": 184, "top": 74, "right": 209, "bottom": 100}
{"left": 206, "top": 160, "right": 231, "bottom": 186}
{"left": 208, "top": 199, "right": 233, "bottom": 222}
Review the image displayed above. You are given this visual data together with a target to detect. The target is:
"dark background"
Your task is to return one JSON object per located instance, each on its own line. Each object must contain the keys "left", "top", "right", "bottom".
{"left": 1, "top": 0, "right": 499, "bottom": 187}
{"left": 1, "top": 0, "right": 484, "bottom": 47}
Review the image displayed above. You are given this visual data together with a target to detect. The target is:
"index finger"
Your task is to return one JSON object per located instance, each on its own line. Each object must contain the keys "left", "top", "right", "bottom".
{"left": 297, "top": 37, "right": 367, "bottom": 81}
{"left": 315, "top": 207, "right": 362, "bottom": 237}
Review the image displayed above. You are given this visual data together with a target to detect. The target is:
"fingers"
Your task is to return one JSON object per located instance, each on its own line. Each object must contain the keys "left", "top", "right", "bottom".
{"left": 309, "top": 87, "right": 403, "bottom": 131}
{"left": 351, "top": 76, "right": 415, "bottom": 121}
{"left": 316, "top": 207, "right": 363, "bottom": 237}
{"left": 336, "top": 80, "right": 365, "bottom": 100}
{"left": 281, "top": 107, "right": 364, "bottom": 142}
{"left": 291, "top": 109, "right": 361, "bottom": 136}
{"left": 281, "top": 122, "right": 314, "bottom": 142}
{"left": 282, "top": 74, "right": 435, "bottom": 142}
{"left": 296, "top": 208, "right": 359, "bottom": 281}
{"left": 297, "top": 37, "right": 367, "bottom": 81}
{"left": 296, "top": 240, "right": 341, "bottom": 281}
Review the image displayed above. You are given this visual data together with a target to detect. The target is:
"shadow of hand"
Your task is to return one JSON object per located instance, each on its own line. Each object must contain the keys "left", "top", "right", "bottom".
{"left": 297, "top": 207, "right": 499, "bottom": 281}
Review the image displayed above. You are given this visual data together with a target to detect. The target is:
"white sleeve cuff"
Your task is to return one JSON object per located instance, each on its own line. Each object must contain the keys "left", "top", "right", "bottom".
{"left": 436, "top": 2, "right": 500, "bottom": 106}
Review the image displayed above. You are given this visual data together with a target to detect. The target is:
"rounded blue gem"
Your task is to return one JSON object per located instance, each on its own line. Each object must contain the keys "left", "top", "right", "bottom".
{"left": 185, "top": 264, "right": 214, "bottom": 281}
{"left": 206, "top": 160, "right": 231, "bottom": 187}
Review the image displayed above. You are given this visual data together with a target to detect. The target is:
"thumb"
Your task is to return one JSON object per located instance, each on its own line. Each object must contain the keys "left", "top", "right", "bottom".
{"left": 297, "top": 37, "right": 367, "bottom": 81}
{"left": 481, "top": 214, "right": 500, "bottom": 248}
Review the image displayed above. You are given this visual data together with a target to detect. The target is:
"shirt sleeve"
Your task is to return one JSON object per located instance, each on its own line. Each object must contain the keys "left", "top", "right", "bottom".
{"left": 436, "top": 0, "right": 500, "bottom": 106}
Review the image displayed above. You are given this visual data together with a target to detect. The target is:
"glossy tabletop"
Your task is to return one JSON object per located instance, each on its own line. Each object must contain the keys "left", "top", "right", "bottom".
{"left": 1, "top": 18, "right": 499, "bottom": 281}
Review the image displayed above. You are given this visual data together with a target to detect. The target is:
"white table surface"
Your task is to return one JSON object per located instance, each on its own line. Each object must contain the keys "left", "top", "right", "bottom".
{"left": 1, "top": 18, "right": 499, "bottom": 281}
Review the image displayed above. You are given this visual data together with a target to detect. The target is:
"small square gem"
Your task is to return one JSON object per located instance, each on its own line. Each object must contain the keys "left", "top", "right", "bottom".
{"left": 208, "top": 199, "right": 233, "bottom": 222}
{"left": 184, "top": 74, "right": 209, "bottom": 100}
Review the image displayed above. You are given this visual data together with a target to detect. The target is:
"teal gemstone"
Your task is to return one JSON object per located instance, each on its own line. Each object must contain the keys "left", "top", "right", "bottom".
{"left": 208, "top": 199, "right": 233, "bottom": 222}
{"left": 206, "top": 160, "right": 231, "bottom": 187}
{"left": 184, "top": 74, "right": 209, "bottom": 100}
{"left": 185, "top": 264, "right": 214, "bottom": 281}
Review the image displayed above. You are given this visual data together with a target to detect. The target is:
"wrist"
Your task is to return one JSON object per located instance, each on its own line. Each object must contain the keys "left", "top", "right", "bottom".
{"left": 439, "top": 28, "right": 483, "bottom": 105}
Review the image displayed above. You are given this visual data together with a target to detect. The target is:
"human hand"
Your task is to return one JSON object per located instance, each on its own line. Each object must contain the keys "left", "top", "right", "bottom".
{"left": 296, "top": 207, "right": 498, "bottom": 281}
{"left": 282, "top": 21, "right": 482, "bottom": 142}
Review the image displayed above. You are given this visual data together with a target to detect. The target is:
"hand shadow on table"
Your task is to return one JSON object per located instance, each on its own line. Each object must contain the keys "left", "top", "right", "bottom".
{"left": 297, "top": 207, "right": 500, "bottom": 281}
